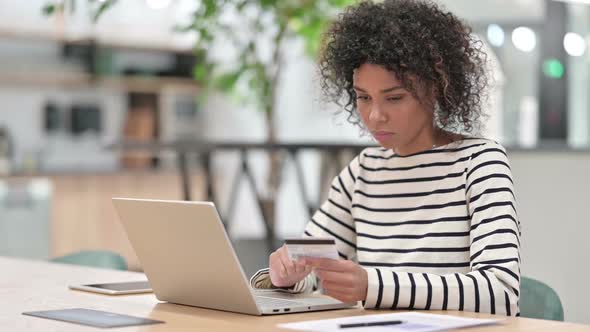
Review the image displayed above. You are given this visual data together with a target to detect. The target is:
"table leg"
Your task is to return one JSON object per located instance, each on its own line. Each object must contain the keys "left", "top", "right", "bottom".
{"left": 199, "top": 152, "right": 216, "bottom": 204}
{"left": 177, "top": 152, "right": 191, "bottom": 201}
{"left": 289, "top": 149, "right": 315, "bottom": 219}
{"left": 239, "top": 150, "right": 275, "bottom": 249}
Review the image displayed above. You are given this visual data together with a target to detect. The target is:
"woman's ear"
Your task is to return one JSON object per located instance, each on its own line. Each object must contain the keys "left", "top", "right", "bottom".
{"left": 411, "top": 77, "right": 436, "bottom": 109}
{"left": 428, "top": 85, "right": 439, "bottom": 108}
{"left": 419, "top": 83, "right": 438, "bottom": 113}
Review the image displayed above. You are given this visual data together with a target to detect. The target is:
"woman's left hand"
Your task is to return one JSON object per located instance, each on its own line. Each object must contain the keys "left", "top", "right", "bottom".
{"left": 303, "top": 257, "right": 368, "bottom": 303}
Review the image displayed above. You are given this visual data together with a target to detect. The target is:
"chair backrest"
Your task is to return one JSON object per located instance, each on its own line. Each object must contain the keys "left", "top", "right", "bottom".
{"left": 0, "top": 179, "right": 52, "bottom": 259}
{"left": 520, "top": 276, "right": 564, "bottom": 321}
{"left": 51, "top": 250, "right": 128, "bottom": 271}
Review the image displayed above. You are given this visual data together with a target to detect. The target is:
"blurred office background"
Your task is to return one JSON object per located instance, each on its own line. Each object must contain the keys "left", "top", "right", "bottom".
{"left": 0, "top": 0, "right": 589, "bottom": 324}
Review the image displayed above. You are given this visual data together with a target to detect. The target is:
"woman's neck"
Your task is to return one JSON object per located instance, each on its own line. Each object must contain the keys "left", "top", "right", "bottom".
{"left": 394, "top": 127, "right": 458, "bottom": 156}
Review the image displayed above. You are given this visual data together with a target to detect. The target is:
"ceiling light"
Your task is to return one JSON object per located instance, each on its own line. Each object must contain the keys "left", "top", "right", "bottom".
{"left": 512, "top": 27, "right": 537, "bottom": 52}
{"left": 487, "top": 24, "right": 505, "bottom": 47}
{"left": 564, "top": 32, "right": 586, "bottom": 56}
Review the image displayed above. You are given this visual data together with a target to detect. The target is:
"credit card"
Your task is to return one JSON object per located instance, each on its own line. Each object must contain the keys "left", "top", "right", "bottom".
{"left": 285, "top": 238, "right": 338, "bottom": 260}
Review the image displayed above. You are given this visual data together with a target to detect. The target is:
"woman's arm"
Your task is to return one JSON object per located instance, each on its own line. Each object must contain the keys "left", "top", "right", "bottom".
{"left": 302, "top": 154, "right": 359, "bottom": 260}
{"left": 250, "top": 154, "right": 360, "bottom": 292}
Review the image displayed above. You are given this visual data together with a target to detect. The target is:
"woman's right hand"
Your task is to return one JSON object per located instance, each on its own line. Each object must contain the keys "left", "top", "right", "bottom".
{"left": 269, "top": 244, "right": 313, "bottom": 288}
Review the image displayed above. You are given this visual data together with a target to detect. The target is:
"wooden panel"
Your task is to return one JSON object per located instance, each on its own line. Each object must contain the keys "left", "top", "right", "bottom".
{"left": 48, "top": 171, "right": 205, "bottom": 271}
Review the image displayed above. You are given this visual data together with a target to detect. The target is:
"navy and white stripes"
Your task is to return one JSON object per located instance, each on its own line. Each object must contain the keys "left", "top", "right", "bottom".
{"left": 252, "top": 138, "right": 520, "bottom": 316}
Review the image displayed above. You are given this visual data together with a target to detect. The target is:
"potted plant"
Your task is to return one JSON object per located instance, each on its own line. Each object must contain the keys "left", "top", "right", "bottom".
{"left": 42, "top": 0, "right": 356, "bottom": 234}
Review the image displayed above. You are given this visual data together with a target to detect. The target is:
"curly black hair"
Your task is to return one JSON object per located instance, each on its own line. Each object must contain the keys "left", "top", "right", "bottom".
{"left": 319, "top": 0, "right": 489, "bottom": 134}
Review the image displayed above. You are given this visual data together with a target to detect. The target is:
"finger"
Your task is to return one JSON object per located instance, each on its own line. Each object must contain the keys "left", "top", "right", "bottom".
{"left": 293, "top": 261, "right": 306, "bottom": 274}
{"left": 295, "top": 258, "right": 307, "bottom": 274}
{"left": 318, "top": 275, "right": 356, "bottom": 291}
{"left": 271, "top": 251, "right": 289, "bottom": 279}
{"left": 269, "top": 252, "right": 284, "bottom": 277}
{"left": 279, "top": 245, "right": 296, "bottom": 275}
{"left": 296, "top": 258, "right": 312, "bottom": 274}
{"left": 314, "top": 269, "right": 355, "bottom": 287}
{"left": 305, "top": 257, "right": 347, "bottom": 271}
{"left": 321, "top": 279, "right": 355, "bottom": 292}
{"left": 276, "top": 257, "right": 288, "bottom": 279}
{"left": 323, "top": 288, "right": 356, "bottom": 303}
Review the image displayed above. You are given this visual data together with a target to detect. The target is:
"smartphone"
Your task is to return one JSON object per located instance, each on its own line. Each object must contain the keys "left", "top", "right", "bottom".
{"left": 69, "top": 281, "right": 152, "bottom": 295}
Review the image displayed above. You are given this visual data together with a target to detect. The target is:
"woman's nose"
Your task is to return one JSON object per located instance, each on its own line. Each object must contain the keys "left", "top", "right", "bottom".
{"left": 368, "top": 104, "right": 387, "bottom": 123}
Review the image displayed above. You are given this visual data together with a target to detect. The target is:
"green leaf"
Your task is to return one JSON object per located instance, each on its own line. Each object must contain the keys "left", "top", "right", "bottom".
{"left": 193, "top": 62, "right": 213, "bottom": 83}
{"left": 203, "top": 0, "right": 218, "bottom": 18}
{"left": 296, "top": 16, "right": 327, "bottom": 56}
{"left": 328, "top": 0, "right": 357, "bottom": 7}
{"left": 214, "top": 70, "right": 242, "bottom": 93}
{"left": 260, "top": 0, "right": 279, "bottom": 9}
{"left": 173, "top": 23, "right": 196, "bottom": 33}
{"left": 42, "top": 3, "right": 56, "bottom": 15}
{"left": 288, "top": 17, "right": 304, "bottom": 31}
{"left": 93, "top": 0, "right": 115, "bottom": 23}
{"left": 42, "top": 2, "right": 67, "bottom": 16}
{"left": 236, "top": 0, "right": 248, "bottom": 11}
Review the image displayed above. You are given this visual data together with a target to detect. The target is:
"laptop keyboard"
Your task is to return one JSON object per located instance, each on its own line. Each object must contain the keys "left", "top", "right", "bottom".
{"left": 255, "top": 296, "right": 306, "bottom": 308}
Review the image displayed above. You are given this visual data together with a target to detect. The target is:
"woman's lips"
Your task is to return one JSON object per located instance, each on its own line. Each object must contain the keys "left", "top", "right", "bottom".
{"left": 372, "top": 131, "right": 395, "bottom": 141}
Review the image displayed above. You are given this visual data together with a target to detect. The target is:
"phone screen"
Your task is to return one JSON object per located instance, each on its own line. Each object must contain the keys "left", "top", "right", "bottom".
{"left": 84, "top": 281, "right": 151, "bottom": 291}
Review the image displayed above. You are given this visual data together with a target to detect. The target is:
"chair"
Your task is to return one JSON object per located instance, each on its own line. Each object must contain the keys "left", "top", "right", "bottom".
{"left": 51, "top": 250, "right": 128, "bottom": 271}
{"left": 520, "top": 276, "right": 564, "bottom": 321}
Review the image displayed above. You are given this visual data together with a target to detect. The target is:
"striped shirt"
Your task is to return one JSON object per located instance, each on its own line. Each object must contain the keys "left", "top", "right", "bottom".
{"left": 251, "top": 138, "right": 521, "bottom": 316}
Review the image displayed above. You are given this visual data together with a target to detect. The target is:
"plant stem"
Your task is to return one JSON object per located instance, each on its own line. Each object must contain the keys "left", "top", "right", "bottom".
{"left": 262, "top": 20, "right": 288, "bottom": 231}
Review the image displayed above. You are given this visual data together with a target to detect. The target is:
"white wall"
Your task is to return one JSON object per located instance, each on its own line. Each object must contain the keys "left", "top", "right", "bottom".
{"left": 0, "top": 86, "right": 124, "bottom": 172}
{"left": 440, "top": 0, "right": 544, "bottom": 24}
{"left": 567, "top": 4, "right": 590, "bottom": 148}
{"left": 510, "top": 152, "right": 590, "bottom": 324}
{"left": 0, "top": 0, "right": 198, "bottom": 50}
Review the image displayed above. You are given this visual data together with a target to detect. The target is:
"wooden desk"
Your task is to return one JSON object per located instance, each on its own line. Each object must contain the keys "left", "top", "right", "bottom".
{"left": 2, "top": 257, "right": 588, "bottom": 331}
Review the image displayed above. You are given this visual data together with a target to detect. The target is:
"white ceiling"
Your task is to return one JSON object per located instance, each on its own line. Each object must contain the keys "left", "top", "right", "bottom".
{"left": 0, "top": 0, "right": 563, "bottom": 48}
{"left": 439, "top": 0, "right": 546, "bottom": 24}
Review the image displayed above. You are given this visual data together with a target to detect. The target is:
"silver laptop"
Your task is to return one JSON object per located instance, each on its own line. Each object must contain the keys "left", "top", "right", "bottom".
{"left": 112, "top": 198, "right": 355, "bottom": 315}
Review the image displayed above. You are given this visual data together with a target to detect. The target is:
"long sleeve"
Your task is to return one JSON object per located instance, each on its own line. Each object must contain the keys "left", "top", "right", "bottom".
{"left": 303, "top": 155, "right": 359, "bottom": 259}
{"left": 363, "top": 143, "right": 521, "bottom": 316}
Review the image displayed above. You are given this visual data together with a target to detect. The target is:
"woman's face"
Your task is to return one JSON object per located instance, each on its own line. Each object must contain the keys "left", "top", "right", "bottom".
{"left": 353, "top": 63, "right": 435, "bottom": 152}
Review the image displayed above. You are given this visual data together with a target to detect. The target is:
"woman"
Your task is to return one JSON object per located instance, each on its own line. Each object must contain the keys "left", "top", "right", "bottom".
{"left": 252, "top": 0, "right": 520, "bottom": 316}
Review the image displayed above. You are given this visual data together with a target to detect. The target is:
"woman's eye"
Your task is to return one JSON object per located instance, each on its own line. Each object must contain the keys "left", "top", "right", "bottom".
{"left": 387, "top": 96, "right": 403, "bottom": 102}
{"left": 356, "top": 95, "right": 369, "bottom": 101}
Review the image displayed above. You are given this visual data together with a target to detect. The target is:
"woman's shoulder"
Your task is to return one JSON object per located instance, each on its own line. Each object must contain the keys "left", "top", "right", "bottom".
{"left": 460, "top": 137, "right": 508, "bottom": 156}
{"left": 456, "top": 136, "right": 505, "bottom": 148}
{"left": 461, "top": 137, "right": 511, "bottom": 174}
{"left": 460, "top": 136, "right": 504, "bottom": 146}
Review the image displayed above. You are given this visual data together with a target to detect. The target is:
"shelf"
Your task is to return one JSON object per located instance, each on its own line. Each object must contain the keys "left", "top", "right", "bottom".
{"left": 0, "top": 29, "right": 195, "bottom": 55}
{"left": 0, "top": 71, "right": 200, "bottom": 94}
